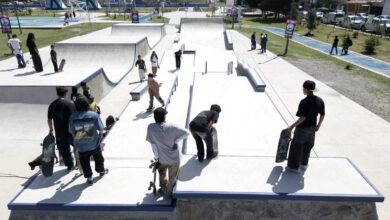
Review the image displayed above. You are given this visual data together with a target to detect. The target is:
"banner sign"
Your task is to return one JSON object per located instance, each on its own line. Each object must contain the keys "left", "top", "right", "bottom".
{"left": 0, "top": 15, "right": 12, "bottom": 34}
{"left": 285, "top": 19, "right": 297, "bottom": 39}
{"left": 131, "top": 10, "right": 139, "bottom": 23}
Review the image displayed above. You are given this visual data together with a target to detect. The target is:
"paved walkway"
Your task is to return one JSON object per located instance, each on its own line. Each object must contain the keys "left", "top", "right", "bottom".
{"left": 241, "top": 25, "right": 390, "bottom": 78}
{"left": 230, "top": 29, "right": 390, "bottom": 219}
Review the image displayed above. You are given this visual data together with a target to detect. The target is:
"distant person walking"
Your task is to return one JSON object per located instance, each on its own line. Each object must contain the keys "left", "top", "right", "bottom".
{"left": 64, "top": 12, "right": 70, "bottom": 26}
{"left": 72, "top": 10, "right": 76, "bottom": 19}
{"left": 50, "top": 45, "right": 59, "bottom": 72}
{"left": 26, "top": 33, "right": 43, "bottom": 72}
{"left": 69, "top": 96, "right": 107, "bottom": 185}
{"left": 261, "top": 34, "right": 268, "bottom": 53}
{"left": 174, "top": 49, "right": 182, "bottom": 69}
{"left": 80, "top": 81, "right": 92, "bottom": 99}
{"left": 250, "top": 32, "right": 256, "bottom": 50}
{"left": 7, "top": 34, "right": 26, "bottom": 68}
{"left": 48, "top": 87, "right": 75, "bottom": 171}
{"left": 286, "top": 80, "right": 325, "bottom": 173}
{"left": 135, "top": 55, "right": 146, "bottom": 82}
{"left": 189, "top": 104, "right": 221, "bottom": 162}
{"left": 146, "top": 107, "right": 189, "bottom": 198}
{"left": 150, "top": 51, "right": 159, "bottom": 76}
{"left": 147, "top": 74, "right": 165, "bottom": 111}
{"left": 329, "top": 36, "right": 339, "bottom": 55}
{"left": 341, "top": 36, "right": 353, "bottom": 55}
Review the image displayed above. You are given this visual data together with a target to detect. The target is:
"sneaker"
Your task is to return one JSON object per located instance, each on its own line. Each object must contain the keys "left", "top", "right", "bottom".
{"left": 286, "top": 166, "right": 301, "bottom": 173}
{"left": 158, "top": 187, "right": 167, "bottom": 195}
{"left": 99, "top": 168, "right": 109, "bottom": 177}
{"left": 198, "top": 157, "right": 204, "bottom": 162}
{"left": 86, "top": 177, "right": 93, "bottom": 185}
{"left": 206, "top": 152, "right": 218, "bottom": 160}
{"left": 28, "top": 162, "right": 35, "bottom": 170}
{"left": 67, "top": 166, "right": 75, "bottom": 172}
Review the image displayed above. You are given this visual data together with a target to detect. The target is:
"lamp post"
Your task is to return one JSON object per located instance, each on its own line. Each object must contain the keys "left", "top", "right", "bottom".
{"left": 13, "top": 1, "right": 22, "bottom": 35}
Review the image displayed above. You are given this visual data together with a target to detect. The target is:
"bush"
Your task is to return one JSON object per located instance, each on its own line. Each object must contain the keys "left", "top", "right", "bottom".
{"left": 364, "top": 36, "right": 379, "bottom": 54}
{"left": 352, "top": 31, "right": 359, "bottom": 39}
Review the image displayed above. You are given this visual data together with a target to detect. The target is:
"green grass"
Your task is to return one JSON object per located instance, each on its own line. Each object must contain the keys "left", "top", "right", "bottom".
{"left": 0, "top": 23, "right": 113, "bottom": 61}
{"left": 237, "top": 27, "right": 390, "bottom": 86}
{"left": 149, "top": 16, "right": 170, "bottom": 23}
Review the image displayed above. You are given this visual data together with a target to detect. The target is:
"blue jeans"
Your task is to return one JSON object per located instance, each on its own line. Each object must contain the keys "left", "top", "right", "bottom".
{"left": 16, "top": 54, "right": 26, "bottom": 68}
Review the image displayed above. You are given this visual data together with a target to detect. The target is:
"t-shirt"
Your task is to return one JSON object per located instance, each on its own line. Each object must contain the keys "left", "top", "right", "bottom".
{"left": 189, "top": 111, "right": 219, "bottom": 132}
{"left": 151, "top": 55, "right": 158, "bottom": 67}
{"left": 296, "top": 95, "right": 325, "bottom": 128}
{"left": 146, "top": 123, "right": 189, "bottom": 165}
{"left": 8, "top": 38, "right": 22, "bottom": 55}
{"left": 69, "top": 111, "right": 104, "bottom": 152}
{"left": 48, "top": 99, "right": 75, "bottom": 139}
{"left": 135, "top": 59, "right": 146, "bottom": 70}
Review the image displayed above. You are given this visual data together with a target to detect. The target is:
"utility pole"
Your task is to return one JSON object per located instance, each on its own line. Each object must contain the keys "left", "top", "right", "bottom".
{"left": 13, "top": 1, "right": 22, "bottom": 35}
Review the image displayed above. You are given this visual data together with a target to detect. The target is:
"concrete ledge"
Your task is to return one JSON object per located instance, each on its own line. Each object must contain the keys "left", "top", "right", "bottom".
{"left": 237, "top": 60, "right": 266, "bottom": 92}
{"left": 174, "top": 155, "right": 384, "bottom": 203}
{"left": 224, "top": 30, "right": 233, "bottom": 50}
{"left": 130, "top": 81, "right": 148, "bottom": 101}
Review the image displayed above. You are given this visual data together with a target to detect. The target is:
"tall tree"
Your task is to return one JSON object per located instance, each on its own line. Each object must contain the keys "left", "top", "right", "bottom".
{"left": 306, "top": 8, "right": 316, "bottom": 36}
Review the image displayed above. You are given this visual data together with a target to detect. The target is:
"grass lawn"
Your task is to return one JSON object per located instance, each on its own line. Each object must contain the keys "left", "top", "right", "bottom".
{"left": 149, "top": 16, "right": 170, "bottom": 23}
{"left": 0, "top": 23, "right": 113, "bottom": 61}
{"left": 239, "top": 17, "right": 390, "bottom": 63}
{"left": 237, "top": 27, "right": 390, "bottom": 86}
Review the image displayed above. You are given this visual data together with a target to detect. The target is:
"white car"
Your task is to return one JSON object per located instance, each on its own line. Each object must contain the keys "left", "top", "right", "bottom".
{"left": 344, "top": 15, "right": 364, "bottom": 29}
{"left": 316, "top": 11, "right": 324, "bottom": 19}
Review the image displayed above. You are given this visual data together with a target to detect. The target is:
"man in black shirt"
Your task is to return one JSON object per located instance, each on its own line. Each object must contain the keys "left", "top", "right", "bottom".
{"left": 135, "top": 55, "right": 146, "bottom": 82}
{"left": 189, "top": 104, "right": 221, "bottom": 162}
{"left": 50, "top": 45, "right": 59, "bottom": 72}
{"left": 48, "top": 87, "right": 75, "bottom": 171}
{"left": 286, "top": 80, "right": 325, "bottom": 173}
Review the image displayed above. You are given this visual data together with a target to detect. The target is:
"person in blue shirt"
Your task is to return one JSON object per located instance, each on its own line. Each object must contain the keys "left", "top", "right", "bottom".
{"left": 69, "top": 96, "right": 107, "bottom": 185}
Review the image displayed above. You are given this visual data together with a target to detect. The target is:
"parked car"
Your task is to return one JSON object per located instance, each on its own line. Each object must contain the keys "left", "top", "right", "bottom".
{"left": 322, "top": 11, "right": 345, "bottom": 25}
{"left": 361, "top": 15, "right": 381, "bottom": 32}
{"left": 316, "top": 11, "right": 324, "bottom": 19}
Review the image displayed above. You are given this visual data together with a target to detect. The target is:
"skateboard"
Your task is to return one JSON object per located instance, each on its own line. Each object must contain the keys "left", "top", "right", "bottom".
{"left": 275, "top": 129, "right": 291, "bottom": 163}
{"left": 148, "top": 160, "right": 157, "bottom": 195}
{"left": 41, "top": 133, "right": 56, "bottom": 177}
{"left": 210, "top": 127, "right": 218, "bottom": 154}
{"left": 58, "top": 59, "right": 66, "bottom": 72}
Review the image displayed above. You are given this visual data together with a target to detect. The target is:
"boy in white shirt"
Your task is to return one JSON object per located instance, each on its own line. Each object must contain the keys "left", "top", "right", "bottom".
{"left": 7, "top": 34, "right": 26, "bottom": 68}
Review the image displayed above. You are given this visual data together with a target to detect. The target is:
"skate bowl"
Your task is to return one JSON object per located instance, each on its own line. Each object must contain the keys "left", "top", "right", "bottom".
{"left": 111, "top": 23, "right": 166, "bottom": 48}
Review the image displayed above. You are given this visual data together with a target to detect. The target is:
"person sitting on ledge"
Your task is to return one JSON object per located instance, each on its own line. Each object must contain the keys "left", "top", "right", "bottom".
{"left": 146, "top": 107, "right": 189, "bottom": 198}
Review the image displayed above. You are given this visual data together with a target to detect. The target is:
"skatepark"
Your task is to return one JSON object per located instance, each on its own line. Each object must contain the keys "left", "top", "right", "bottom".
{"left": 0, "top": 9, "right": 389, "bottom": 220}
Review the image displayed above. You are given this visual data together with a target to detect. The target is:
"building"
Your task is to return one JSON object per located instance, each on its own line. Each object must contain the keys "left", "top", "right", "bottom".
{"left": 345, "top": 0, "right": 388, "bottom": 15}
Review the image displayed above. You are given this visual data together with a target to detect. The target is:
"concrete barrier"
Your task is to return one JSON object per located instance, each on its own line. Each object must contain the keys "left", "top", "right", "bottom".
{"left": 237, "top": 60, "right": 266, "bottom": 92}
{"left": 129, "top": 81, "right": 148, "bottom": 101}
{"left": 224, "top": 30, "right": 233, "bottom": 50}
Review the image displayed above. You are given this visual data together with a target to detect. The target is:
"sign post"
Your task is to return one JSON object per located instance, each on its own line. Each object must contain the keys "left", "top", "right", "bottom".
{"left": 0, "top": 15, "right": 12, "bottom": 38}
{"left": 284, "top": 19, "right": 296, "bottom": 56}
{"left": 131, "top": 10, "right": 139, "bottom": 23}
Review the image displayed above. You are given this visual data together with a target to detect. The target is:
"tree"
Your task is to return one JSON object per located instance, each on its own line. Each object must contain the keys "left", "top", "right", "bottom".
{"left": 306, "top": 9, "right": 316, "bottom": 36}
{"left": 244, "top": 0, "right": 259, "bottom": 8}
{"left": 289, "top": 0, "right": 298, "bottom": 20}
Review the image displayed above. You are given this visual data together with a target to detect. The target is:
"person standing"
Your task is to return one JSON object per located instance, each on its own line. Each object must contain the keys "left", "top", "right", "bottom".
{"left": 50, "top": 45, "right": 59, "bottom": 72}
{"left": 26, "top": 33, "right": 43, "bottom": 72}
{"left": 80, "top": 81, "right": 91, "bottom": 99}
{"left": 48, "top": 87, "right": 75, "bottom": 171}
{"left": 150, "top": 51, "right": 159, "bottom": 76}
{"left": 147, "top": 74, "right": 165, "bottom": 111}
{"left": 261, "top": 34, "right": 268, "bottom": 53}
{"left": 146, "top": 107, "right": 189, "bottom": 198}
{"left": 341, "top": 36, "right": 353, "bottom": 55}
{"left": 69, "top": 96, "right": 107, "bottom": 185}
{"left": 135, "top": 55, "right": 146, "bottom": 82}
{"left": 70, "top": 86, "right": 82, "bottom": 102}
{"left": 286, "top": 80, "right": 325, "bottom": 173}
{"left": 7, "top": 34, "right": 26, "bottom": 68}
{"left": 250, "top": 32, "right": 256, "bottom": 50}
{"left": 189, "top": 104, "right": 221, "bottom": 162}
{"left": 174, "top": 49, "right": 182, "bottom": 69}
{"left": 329, "top": 36, "right": 339, "bottom": 55}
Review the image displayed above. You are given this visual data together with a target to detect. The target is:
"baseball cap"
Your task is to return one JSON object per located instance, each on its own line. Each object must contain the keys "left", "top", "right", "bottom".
{"left": 154, "top": 107, "right": 168, "bottom": 117}
{"left": 303, "top": 80, "right": 318, "bottom": 92}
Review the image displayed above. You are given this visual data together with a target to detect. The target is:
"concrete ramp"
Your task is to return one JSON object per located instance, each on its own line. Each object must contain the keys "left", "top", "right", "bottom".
{"left": 111, "top": 23, "right": 166, "bottom": 48}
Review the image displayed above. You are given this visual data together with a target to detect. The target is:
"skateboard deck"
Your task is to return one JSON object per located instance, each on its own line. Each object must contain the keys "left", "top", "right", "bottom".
{"left": 41, "top": 134, "right": 56, "bottom": 177}
{"left": 210, "top": 128, "right": 218, "bottom": 154}
{"left": 275, "top": 129, "right": 291, "bottom": 163}
{"left": 58, "top": 59, "right": 66, "bottom": 72}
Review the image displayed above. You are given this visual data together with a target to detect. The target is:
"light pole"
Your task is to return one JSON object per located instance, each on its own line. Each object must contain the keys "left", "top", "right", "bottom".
{"left": 13, "top": 1, "right": 22, "bottom": 35}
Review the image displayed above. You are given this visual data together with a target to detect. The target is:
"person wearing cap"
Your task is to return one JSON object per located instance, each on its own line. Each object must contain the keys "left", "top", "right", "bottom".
{"left": 189, "top": 104, "right": 221, "bottom": 162}
{"left": 146, "top": 107, "right": 189, "bottom": 198}
{"left": 286, "top": 80, "right": 325, "bottom": 173}
{"left": 48, "top": 87, "right": 75, "bottom": 171}
{"left": 69, "top": 96, "right": 107, "bottom": 185}
{"left": 147, "top": 73, "right": 165, "bottom": 111}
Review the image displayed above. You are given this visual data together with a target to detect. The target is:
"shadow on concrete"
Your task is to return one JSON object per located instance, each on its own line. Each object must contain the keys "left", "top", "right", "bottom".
{"left": 168, "top": 69, "right": 179, "bottom": 73}
{"left": 28, "top": 169, "right": 69, "bottom": 189}
{"left": 129, "top": 81, "right": 142, "bottom": 85}
{"left": 40, "top": 71, "right": 60, "bottom": 77}
{"left": 141, "top": 192, "right": 170, "bottom": 205}
{"left": 178, "top": 156, "right": 210, "bottom": 182}
{"left": 0, "top": 173, "right": 30, "bottom": 180}
{"left": 267, "top": 166, "right": 305, "bottom": 194}
{"left": 14, "top": 70, "right": 36, "bottom": 77}
{"left": 133, "top": 110, "right": 153, "bottom": 121}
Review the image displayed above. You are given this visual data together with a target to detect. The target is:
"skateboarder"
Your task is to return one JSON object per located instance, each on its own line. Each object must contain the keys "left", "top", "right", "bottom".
{"left": 7, "top": 34, "right": 26, "bottom": 68}
{"left": 174, "top": 49, "right": 182, "bottom": 69}
{"left": 189, "top": 104, "right": 221, "bottom": 162}
{"left": 251, "top": 32, "right": 256, "bottom": 50}
{"left": 286, "top": 80, "right": 325, "bottom": 173}
{"left": 48, "top": 87, "right": 75, "bottom": 171}
{"left": 329, "top": 36, "right": 339, "bottom": 55}
{"left": 135, "top": 55, "right": 147, "bottom": 82}
{"left": 146, "top": 107, "right": 189, "bottom": 198}
{"left": 261, "top": 34, "right": 268, "bottom": 53}
{"left": 69, "top": 96, "right": 107, "bottom": 185}
{"left": 50, "top": 45, "right": 59, "bottom": 72}
{"left": 147, "top": 74, "right": 165, "bottom": 111}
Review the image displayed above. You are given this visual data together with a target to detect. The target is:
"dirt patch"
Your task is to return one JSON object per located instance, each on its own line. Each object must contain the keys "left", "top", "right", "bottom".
{"left": 285, "top": 56, "right": 390, "bottom": 122}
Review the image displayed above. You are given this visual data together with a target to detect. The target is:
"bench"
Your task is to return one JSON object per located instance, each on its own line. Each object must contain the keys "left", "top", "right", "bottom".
{"left": 224, "top": 30, "right": 233, "bottom": 50}
{"left": 129, "top": 81, "right": 148, "bottom": 101}
{"left": 237, "top": 60, "right": 266, "bottom": 92}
